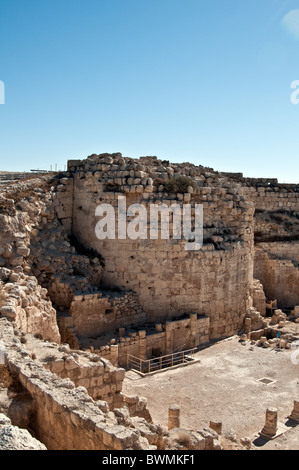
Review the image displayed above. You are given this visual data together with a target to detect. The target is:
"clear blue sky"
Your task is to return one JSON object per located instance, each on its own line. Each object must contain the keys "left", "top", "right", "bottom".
{"left": 0, "top": 0, "right": 299, "bottom": 182}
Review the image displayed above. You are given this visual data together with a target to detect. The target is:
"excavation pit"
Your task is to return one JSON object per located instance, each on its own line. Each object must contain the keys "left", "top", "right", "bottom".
{"left": 127, "top": 348, "right": 199, "bottom": 376}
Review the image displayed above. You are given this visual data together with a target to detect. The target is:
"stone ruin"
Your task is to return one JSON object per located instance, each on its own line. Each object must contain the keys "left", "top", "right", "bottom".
{"left": 0, "top": 152, "right": 299, "bottom": 449}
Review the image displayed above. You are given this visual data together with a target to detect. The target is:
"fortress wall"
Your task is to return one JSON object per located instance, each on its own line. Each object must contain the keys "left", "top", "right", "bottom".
{"left": 68, "top": 291, "right": 146, "bottom": 337}
{"left": 231, "top": 182, "right": 299, "bottom": 312}
{"left": 254, "top": 248, "right": 299, "bottom": 308}
{"left": 66, "top": 155, "right": 255, "bottom": 341}
{"left": 52, "top": 176, "right": 74, "bottom": 234}
{"left": 0, "top": 318, "right": 220, "bottom": 450}
{"left": 0, "top": 318, "right": 157, "bottom": 450}
{"left": 255, "top": 241, "right": 299, "bottom": 266}
{"left": 95, "top": 314, "right": 210, "bottom": 367}
{"left": 43, "top": 351, "right": 125, "bottom": 410}
{"left": 54, "top": 154, "right": 299, "bottom": 344}
{"left": 0, "top": 178, "right": 62, "bottom": 343}
{"left": 251, "top": 279, "right": 267, "bottom": 316}
{"left": 243, "top": 185, "right": 299, "bottom": 212}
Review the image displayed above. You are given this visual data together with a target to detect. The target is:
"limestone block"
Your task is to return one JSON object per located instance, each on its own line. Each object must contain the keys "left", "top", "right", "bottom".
{"left": 259, "top": 408, "right": 279, "bottom": 439}
{"left": 168, "top": 405, "right": 180, "bottom": 431}
{"left": 90, "top": 376, "right": 104, "bottom": 387}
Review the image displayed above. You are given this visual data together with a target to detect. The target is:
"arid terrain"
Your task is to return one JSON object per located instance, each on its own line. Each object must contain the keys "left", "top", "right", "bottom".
{"left": 0, "top": 154, "right": 299, "bottom": 450}
{"left": 124, "top": 329, "right": 299, "bottom": 450}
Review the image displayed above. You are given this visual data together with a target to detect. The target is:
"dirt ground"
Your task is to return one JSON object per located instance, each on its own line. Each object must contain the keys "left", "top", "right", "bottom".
{"left": 123, "top": 332, "right": 299, "bottom": 450}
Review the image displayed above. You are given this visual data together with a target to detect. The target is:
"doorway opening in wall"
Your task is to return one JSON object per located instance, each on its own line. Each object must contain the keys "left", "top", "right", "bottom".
{"left": 151, "top": 348, "right": 162, "bottom": 358}
{"left": 127, "top": 348, "right": 199, "bottom": 376}
{"left": 266, "top": 299, "right": 278, "bottom": 317}
{"left": 105, "top": 308, "right": 115, "bottom": 315}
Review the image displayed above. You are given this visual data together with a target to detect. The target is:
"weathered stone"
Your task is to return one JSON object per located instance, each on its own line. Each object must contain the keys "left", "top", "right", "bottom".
{"left": 0, "top": 425, "right": 47, "bottom": 450}
{"left": 168, "top": 405, "right": 180, "bottom": 431}
{"left": 259, "top": 408, "right": 278, "bottom": 439}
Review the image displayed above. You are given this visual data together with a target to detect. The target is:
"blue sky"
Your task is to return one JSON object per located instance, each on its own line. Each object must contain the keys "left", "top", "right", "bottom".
{"left": 0, "top": 0, "right": 299, "bottom": 182}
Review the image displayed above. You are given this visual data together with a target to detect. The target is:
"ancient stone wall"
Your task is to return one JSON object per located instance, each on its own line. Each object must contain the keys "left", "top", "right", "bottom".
{"left": 0, "top": 318, "right": 161, "bottom": 450}
{"left": 0, "top": 318, "right": 221, "bottom": 450}
{"left": 52, "top": 176, "right": 74, "bottom": 234}
{"left": 245, "top": 187, "right": 299, "bottom": 212}
{"left": 43, "top": 351, "right": 125, "bottom": 409}
{"left": 251, "top": 279, "right": 267, "bottom": 316}
{"left": 0, "top": 269, "right": 60, "bottom": 343}
{"left": 64, "top": 153, "right": 255, "bottom": 341}
{"left": 223, "top": 176, "right": 299, "bottom": 312}
{"left": 97, "top": 314, "right": 210, "bottom": 367}
{"left": 68, "top": 290, "right": 146, "bottom": 337}
{"left": 256, "top": 241, "right": 299, "bottom": 266}
{"left": 254, "top": 247, "right": 299, "bottom": 308}
{"left": 2, "top": 155, "right": 298, "bottom": 369}
{"left": 0, "top": 178, "right": 61, "bottom": 342}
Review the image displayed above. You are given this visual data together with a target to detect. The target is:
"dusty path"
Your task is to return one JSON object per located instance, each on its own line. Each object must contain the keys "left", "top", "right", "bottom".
{"left": 123, "top": 335, "right": 299, "bottom": 450}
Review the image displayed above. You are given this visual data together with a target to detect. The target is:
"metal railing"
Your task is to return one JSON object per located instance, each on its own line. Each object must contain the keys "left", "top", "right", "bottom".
{"left": 127, "top": 348, "right": 197, "bottom": 374}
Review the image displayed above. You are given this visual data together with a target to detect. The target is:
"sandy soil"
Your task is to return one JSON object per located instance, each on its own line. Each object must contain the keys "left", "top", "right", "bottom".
{"left": 123, "top": 333, "right": 299, "bottom": 450}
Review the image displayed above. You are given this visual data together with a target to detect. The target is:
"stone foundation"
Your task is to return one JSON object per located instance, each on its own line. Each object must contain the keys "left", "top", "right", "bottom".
{"left": 89, "top": 314, "right": 210, "bottom": 368}
{"left": 0, "top": 318, "right": 221, "bottom": 450}
{"left": 254, "top": 247, "right": 299, "bottom": 308}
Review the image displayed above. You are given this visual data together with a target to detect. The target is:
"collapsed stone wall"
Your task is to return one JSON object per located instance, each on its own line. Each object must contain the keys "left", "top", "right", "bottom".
{"left": 0, "top": 414, "right": 47, "bottom": 450}
{"left": 64, "top": 290, "right": 146, "bottom": 338}
{"left": 224, "top": 174, "right": 299, "bottom": 311}
{"left": 0, "top": 174, "right": 104, "bottom": 344}
{"left": 42, "top": 350, "right": 125, "bottom": 410}
{"left": 16, "top": 327, "right": 152, "bottom": 419}
{"left": 0, "top": 268, "right": 60, "bottom": 343}
{"left": 251, "top": 279, "right": 267, "bottom": 317}
{"left": 0, "top": 318, "right": 161, "bottom": 450}
{"left": 254, "top": 247, "right": 299, "bottom": 309}
{"left": 0, "top": 318, "right": 221, "bottom": 450}
{"left": 1, "top": 153, "right": 298, "bottom": 365}
{"left": 42, "top": 350, "right": 151, "bottom": 421}
{"left": 256, "top": 241, "right": 299, "bottom": 266}
{"left": 2, "top": 156, "right": 299, "bottom": 450}
{"left": 0, "top": 178, "right": 61, "bottom": 342}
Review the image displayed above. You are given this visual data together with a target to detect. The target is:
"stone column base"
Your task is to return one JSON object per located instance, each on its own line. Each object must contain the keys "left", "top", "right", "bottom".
{"left": 258, "top": 423, "right": 287, "bottom": 440}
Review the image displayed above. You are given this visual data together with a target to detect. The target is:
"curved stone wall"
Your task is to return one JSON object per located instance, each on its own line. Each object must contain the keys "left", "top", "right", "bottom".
{"left": 69, "top": 154, "right": 255, "bottom": 340}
